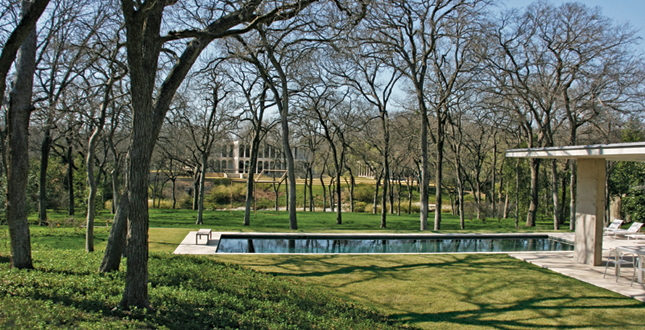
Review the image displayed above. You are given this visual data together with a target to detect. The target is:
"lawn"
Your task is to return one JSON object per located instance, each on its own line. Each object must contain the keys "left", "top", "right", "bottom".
{"left": 30, "top": 208, "right": 569, "bottom": 233}
{"left": 6, "top": 209, "right": 641, "bottom": 329}
{"left": 213, "top": 254, "right": 645, "bottom": 329}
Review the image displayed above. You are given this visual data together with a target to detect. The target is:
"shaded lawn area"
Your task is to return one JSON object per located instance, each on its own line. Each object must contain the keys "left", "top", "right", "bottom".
{"left": 0, "top": 248, "right": 407, "bottom": 329}
{"left": 29, "top": 208, "right": 569, "bottom": 233}
{"left": 213, "top": 254, "right": 645, "bottom": 330}
{"left": 19, "top": 227, "right": 190, "bottom": 253}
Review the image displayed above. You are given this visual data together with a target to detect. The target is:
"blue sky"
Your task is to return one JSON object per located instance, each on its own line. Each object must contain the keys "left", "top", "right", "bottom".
{"left": 504, "top": 0, "right": 645, "bottom": 53}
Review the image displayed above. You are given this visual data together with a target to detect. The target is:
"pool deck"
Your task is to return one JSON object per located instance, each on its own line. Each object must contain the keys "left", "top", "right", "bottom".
{"left": 173, "top": 231, "right": 645, "bottom": 302}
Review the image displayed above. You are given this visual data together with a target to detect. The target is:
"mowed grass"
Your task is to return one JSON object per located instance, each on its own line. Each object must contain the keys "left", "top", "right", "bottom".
{"left": 0, "top": 247, "right": 408, "bottom": 329}
{"left": 63, "top": 208, "right": 561, "bottom": 233}
{"left": 213, "top": 254, "right": 645, "bottom": 330}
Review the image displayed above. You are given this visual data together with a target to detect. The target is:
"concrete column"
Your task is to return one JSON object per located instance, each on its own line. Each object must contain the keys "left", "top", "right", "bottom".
{"left": 574, "top": 158, "right": 605, "bottom": 266}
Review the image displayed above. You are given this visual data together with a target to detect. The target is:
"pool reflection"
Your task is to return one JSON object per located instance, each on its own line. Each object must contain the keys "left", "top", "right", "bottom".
{"left": 217, "top": 237, "right": 574, "bottom": 254}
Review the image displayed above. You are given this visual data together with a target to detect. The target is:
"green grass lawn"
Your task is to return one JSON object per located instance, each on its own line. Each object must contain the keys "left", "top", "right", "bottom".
{"left": 29, "top": 208, "right": 568, "bottom": 233}
{"left": 7, "top": 209, "right": 638, "bottom": 329}
{"left": 213, "top": 254, "right": 645, "bottom": 329}
{"left": 0, "top": 248, "right": 407, "bottom": 329}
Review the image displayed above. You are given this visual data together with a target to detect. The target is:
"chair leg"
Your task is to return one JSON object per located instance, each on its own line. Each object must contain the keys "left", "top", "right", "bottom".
{"left": 604, "top": 250, "right": 615, "bottom": 279}
{"left": 633, "top": 256, "right": 641, "bottom": 286}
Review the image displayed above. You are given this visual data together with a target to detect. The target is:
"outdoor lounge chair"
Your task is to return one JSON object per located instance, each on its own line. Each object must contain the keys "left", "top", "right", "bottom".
{"left": 603, "top": 219, "right": 624, "bottom": 236}
{"left": 607, "top": 222, "right": 644, "bottom": 238}
{"left": 604, "top": 248, "right": 635, "bottom": 282}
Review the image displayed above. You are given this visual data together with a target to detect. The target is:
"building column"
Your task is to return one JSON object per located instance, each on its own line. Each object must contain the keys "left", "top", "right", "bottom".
{"left": 574, "top": 158, "right": 605, "bottom": 266}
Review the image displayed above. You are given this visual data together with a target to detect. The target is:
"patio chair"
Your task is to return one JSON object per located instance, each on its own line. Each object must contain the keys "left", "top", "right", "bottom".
{"left": 603, "top": 219, "right": 624, "bottom": 236}
{"left": 604, "top": 248, "right": 635, "bottom": 282}
{"left": 607, "top": 222, "right": 644, "bottom": 238}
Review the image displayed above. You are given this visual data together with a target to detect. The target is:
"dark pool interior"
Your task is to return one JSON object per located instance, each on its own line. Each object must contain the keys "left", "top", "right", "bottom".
{"left": 216, "top": 237, "right": 574, "bottom": 254}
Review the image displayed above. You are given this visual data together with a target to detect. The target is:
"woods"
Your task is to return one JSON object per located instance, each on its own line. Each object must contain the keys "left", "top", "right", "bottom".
{"left": 2, "top": 0, "right": 645, "bottom": 311}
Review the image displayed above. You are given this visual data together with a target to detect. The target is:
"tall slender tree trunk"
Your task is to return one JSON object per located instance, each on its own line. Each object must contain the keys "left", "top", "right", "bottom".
{"left": 526, "top": 158, "right": 540, "bottom": 227}
{"left": 192, "top": 167, "right": 199, "bottom": 210}
{"left": 329, "top": 177, "right": 334, "bottom": 212}
{"left": 559, "top": 171, "right": 567, "bottom": 224}
{"left": 308, "top": 168, "right": 313, "bottom": 212}
{"left": 171, "top": 178, "right": 176, "bottom": 209}
{"left": 67, "top": 140, "right": 75, "bottom": 216}
{"left": 491, "top": 137, "right": 497, "bottom": 218}
{"left": 551, "top": 159, "right": 560, "bottom": 230}
{"left": 111, "top": 169, "right": 119, "bottom": 213}
{"left": 320, "top": 168, "right": 327, "bottom": 212}
{"left": 503, "top": 182, "right": 510, "bottom": 219}
{"left": 570, "top": 160, "right": 576, "bottom": 230}
{"left": 373, "top": 173, "right": 381, "bottom": 214}
{"left": 407, "top": 177, "right": 412, "bottom": 214}
{"left": 434, "top": 138, "right": 444, "bottom": 230}
{"left": 244, "top": 135, "right": 261, "bottom": 226}
{"left": 303, "top": 170, "right": 307, "bottom": 212}
{"left": 515, "top": 158, "right": 520, "bottom": 229}
{"left": 6, "top": 0, "right": 37, "bottom": 269}
{"left": 196, "top": 153, "right": 209, "bottom": 225}
{"left": 38, "top": 122, "right": 52, "bottom": 225}
{"left": 99, "top": 190, "right": 129, "bottom": 273}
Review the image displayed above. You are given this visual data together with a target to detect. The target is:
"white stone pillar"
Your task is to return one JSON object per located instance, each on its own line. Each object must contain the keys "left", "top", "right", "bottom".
{"left": 574, "top": 158, "right": 605, "bottom": 266}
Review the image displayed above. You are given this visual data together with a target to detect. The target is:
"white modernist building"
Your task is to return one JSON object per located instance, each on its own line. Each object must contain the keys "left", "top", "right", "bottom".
{"left": 212, "top": 140, "right": 310, "bottom": 174}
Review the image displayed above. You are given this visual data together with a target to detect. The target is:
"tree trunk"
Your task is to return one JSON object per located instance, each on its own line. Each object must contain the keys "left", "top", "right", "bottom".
{"left": 111, "top": 169, "right": 119, "bottom": 214}
{"left": 407, "top": 176, "right": 412, "bottom": 214}
{"left": 38, "top": 122, "right": 52, "bottom": 225}
{"left": 244, "top": 135, "right": 261, "bottom": 226}
{"left": 303, "top": 169, "right": 307, "bottom": 212}
{"left": 491, "top": 137, "right": 497, "bottom": 218}
{"left": 503, "top": 181, "right": 510, "bottom": 219}
{"left": 570, "top": 160, "right": 576, "bottom": 230}
{"left": 397, "top": 178, "right": 401, "bottom": 216}
{"left": 67, "top": 140, "right": 75, "bottom": 216}
{"left": 434, "top": 138, "right": 444, "bottom": 230}
{"left": 6, "top": 0, "right": 37, "bottom": 269}
{"left": 86, "top": 133, "right": 99, "bottom": 252}
{"left": 192, "top": 168, "right": 199, "bottom": 210}
{"left": 308, "top": 168, "right": 314, "bottom": 212}
{"left": 99, "top": 190, "right": 129, "bottom": 273}
{"left": 373, "top": 174, "right": 381, "bottom": 214}
{"left": 171, "top": 178, "right": 176, "bottom": 209}
{"left": 515, "top": 158, "right": 520, "bottom": 229}
{"left": 526, "top": 158, "right": 540, "bottom": 227}
{"left": 329, "top": 177, "right": 335, "bottom": 212}
{"left": 382, "top": 164, "right": 389, "bottom": 228}
{"left": 559, "top": 170, "right": 567, "bottom": 225}
{"left": 320, "top": 170, "right": 327, "bottom": 212}
{"left": 551, "top": 159, "right": 560, "bottom": 230}
{"left": 196, "top": 154, "right": 208, "bottom": 225}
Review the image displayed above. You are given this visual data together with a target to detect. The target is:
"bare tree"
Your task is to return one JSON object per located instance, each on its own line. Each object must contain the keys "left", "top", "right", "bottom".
{"left": 4, "top": 0, "right": 48, "bottom": 270}
{"left": 110, "top": 0, "right": 319, "bottom": 309}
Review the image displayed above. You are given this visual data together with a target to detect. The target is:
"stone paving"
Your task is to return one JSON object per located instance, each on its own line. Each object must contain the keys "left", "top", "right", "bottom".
{"left": 510, "top": 232, "right": 645, "bottom": 302}
{"left": 173, "top": 230, "right": 645, "bottom": 302}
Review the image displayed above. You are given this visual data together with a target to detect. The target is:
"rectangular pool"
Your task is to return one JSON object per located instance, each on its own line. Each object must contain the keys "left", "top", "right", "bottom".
{"left": 216, "top": 236, "right": 573, "bottom": 254}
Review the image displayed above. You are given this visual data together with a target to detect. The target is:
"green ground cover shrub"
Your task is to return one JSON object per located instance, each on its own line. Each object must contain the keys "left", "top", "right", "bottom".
{"left": 0, "top": 246, "right": 409, "bottom": 329}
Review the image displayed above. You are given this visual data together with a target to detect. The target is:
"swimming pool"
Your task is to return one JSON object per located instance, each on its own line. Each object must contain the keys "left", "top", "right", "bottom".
{"left": 216, "top": 234, "right": 573, "bottom": 254}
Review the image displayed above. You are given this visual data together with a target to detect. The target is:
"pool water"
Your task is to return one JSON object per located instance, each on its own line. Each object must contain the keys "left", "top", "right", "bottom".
{"left": 216, "top": 237, "right": 573, "bottom": 254}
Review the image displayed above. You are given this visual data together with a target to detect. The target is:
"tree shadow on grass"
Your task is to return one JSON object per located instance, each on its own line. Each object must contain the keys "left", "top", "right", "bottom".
{"left": 387, "top": 295, "right": 645, "bottom": 329}
{"left": 229, "top": 254, "right": 645, "bottom": 329}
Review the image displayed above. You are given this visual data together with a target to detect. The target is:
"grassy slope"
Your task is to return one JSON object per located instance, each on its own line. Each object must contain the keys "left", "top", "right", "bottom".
{"left": 0, "top": 247, "right": 409, "bottom": 329}
{"left": 213, "top": 254, "right": 645, "bottom": 330}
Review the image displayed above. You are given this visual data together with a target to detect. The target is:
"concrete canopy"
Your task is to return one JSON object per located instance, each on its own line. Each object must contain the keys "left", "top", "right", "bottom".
{"left": 506, "top": 142, "right": 645, "bottom": 161}
{"left": 505, "top": 142, "right": 645, "bottom": 266}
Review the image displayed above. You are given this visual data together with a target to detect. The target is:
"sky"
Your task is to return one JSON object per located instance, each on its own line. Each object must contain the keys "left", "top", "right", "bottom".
{"left": 505, "top": 0, "right": 645, "bottom": 53}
